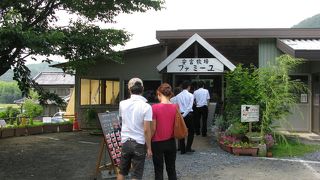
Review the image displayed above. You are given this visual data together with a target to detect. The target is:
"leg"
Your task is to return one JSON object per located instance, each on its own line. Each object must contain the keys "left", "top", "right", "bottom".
{"left": 118, "top": 141, "right": 133, "bottom": 179}
{"left": 201, "top": 106, "right": 208, "bottom": 136}
{"left": 131, "top": 143, "right": 146, "bottom": 180}
{"left": 194, "top": 107, "right": 200, "bottom": 135}
{"left": 179, "top": 138, "right": 186, "bottom": 154}
{"left": 152, "top": 141, "right": 164, "bottom": 180}
{"left": 185, "top": 114, "right": 194, "bottom": 151}
{"left": 164, "top": 139, "right": 177, "bottom": 180}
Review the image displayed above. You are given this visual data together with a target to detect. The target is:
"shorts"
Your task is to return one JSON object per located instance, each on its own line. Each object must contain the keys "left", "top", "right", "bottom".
{"left": 119, "top": 138, "right": 146, "bottom": 179}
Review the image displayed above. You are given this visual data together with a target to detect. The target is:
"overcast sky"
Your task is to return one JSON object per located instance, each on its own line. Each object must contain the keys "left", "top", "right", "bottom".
{"left": 28, "top": 0, "right": 320, "bottom": 64}
{"left": 105, "top": 0, "right": 320, "bottom": 50}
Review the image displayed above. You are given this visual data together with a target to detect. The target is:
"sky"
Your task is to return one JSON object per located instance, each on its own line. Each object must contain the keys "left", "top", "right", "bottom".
{"left": 27, "top": 0, "right": 320, "bottom": 64}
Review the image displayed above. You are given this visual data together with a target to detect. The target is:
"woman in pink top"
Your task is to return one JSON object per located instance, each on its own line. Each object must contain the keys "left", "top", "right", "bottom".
{"left": 151, "top": 83, "right": 177, "bottom": 180}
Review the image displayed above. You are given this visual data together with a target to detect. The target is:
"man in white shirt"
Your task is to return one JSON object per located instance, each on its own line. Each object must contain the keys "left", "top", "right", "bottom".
{"left": 118, "top": 78, "right": 152, "bottom": 180}
{"left": 172, "top": 80, "right": 195, "bottom": 154}
{"left": 193, "top": 81, "right": 210, "bottom": 137}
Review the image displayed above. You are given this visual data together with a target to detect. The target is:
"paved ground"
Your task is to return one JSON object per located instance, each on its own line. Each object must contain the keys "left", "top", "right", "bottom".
{"left": 1, "top": 131, "right": 320, "bottom": 180}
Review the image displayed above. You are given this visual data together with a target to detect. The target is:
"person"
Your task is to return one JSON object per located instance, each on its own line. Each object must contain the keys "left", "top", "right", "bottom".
{"left": 151, "top": 83, "right": 177, "bottom": 180}
{"left": 171, "top": 80, "right": 195, "bottom": 154}
{"left": 193, "top": 81, "right": 210, "bottom": 137}
{"left": 117, "top": 78, "right": 153, "bottom": 180}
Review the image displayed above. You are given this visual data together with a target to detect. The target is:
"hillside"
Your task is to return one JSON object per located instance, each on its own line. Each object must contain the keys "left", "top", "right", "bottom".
{"left": 292, "top": 13, "right": 320, "bottom": 28}
{"left": 0, "top": 61, "right": 63, "bottom": 82}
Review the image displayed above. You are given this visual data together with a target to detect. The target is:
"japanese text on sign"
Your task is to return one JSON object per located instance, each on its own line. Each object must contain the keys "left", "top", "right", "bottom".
{"left": 241, "top": 105, "right": 259, "bottom": 122}
{"left": 167, "top": 58, "right": 224, "bottom": 73}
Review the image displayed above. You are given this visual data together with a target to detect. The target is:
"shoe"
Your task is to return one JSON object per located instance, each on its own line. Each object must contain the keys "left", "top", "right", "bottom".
{"left": 195, "top": 132, "right": 200, "bottom": 136}
{"left": 186, "top": 149, "right": 195, "bottom": 153}
{"left": 202, "top": 134, "right": 207, "bottom": 137}
{"left": 181, "top": 151, "right": 186, "bottom": 154}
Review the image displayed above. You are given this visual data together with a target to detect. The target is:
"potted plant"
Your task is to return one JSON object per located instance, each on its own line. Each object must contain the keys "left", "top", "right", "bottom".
{"left": 15, "top": 124, "right": 27, "bottom": 136}
{"left": 218, "top": 134, "right": 237, "bottom": 153}
{"left": 43, "top": 123, "right": 59, "bottom": 133}
{"left": 246, "top": 132, "right": 262, "bottom": 143}
{"left": 27, "top": 121, "right": 43, "bottom": 135}
{"left": 1, "top": 125, "right": 15, "bottom": 138}
{"left": 232, "top": 142, "right": 258, "bottom": 156}
{"left": 58, "top": 119, "right": 73, "bottom": 132}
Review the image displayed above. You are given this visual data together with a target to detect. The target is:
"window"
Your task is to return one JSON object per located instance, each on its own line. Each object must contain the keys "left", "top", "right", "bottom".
{"left": 81, "top": 79, "right": 119, "bottom": 105}
{"left": 124, "top": 80, "right": 161, "bottom": 103}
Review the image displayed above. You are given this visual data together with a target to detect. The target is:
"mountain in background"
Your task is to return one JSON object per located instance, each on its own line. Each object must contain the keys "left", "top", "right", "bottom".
{"left": 0, "top": 61, "right": 63, "bottom": 82}
{"left": 292, "top": 13, "right": 320, "bottom": 28}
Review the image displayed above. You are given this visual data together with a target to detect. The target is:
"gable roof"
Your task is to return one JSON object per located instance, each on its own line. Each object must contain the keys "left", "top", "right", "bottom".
{"left": 33, "top": 72, "right": 75, "bottom": 85}
{"left": 156, "top": 33, "right": 236, "bottom": 71}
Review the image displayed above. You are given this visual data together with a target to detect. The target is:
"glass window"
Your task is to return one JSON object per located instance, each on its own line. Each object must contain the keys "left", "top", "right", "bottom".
{"left": 124, "top": 80, "right": 161, "bottom": 103}
{"left": 80, "top": 79, "right": 119, "bottom": 105}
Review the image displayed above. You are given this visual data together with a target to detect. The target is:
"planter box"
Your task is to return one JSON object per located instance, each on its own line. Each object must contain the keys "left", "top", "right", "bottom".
{"left": 27, "top": 126, "right": 43, "bottom": 135}
{"left": 43, "top": 124, "right": 58, "bottom": 133}
{"left": 219, "top": 141, "right": 233, "bottom": 153}
{"left": 59, "top": 124, "right": 73, "bottom": 132}
{"left": 15, "top": 128, "right": 27, "bottom": 136}
{"left": 1, "top": 128, "right": 15, "bottom": 138}
{"left": 232, "top": 147, "right": 258, "bottom": 156}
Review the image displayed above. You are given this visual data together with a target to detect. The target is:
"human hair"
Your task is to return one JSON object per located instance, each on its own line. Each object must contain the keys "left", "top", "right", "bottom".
{"left": 157, "top": 83, "right": 174, "bottom": 98}
{"left": 198, "top": 81, "right": 205, "bottom": 88}
{"left": 181, "top": 80, "right": 191, "bottom": 90}
{"left": 173, "top": 87, "right": 182, "bottom": 96}
{"left": 129, "top": 81, "right": 143, "bottom": 95}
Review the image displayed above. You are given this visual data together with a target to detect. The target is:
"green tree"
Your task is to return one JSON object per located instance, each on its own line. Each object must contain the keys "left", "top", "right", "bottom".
{"left": 0, "top": 0, "right": 164, "bottom": 103}
{"left": 0, "top": 81, "right": 22, "bottom": 103}
{"left": 24, "top": 98, "right": 43, "bottom": 125}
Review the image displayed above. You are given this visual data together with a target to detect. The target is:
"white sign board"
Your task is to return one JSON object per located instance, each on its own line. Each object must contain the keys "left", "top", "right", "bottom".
{"left": 0, "top": 120, "right": 6, "bottom": 127}
{"left": 300, "top": 94, "right": 308, "bottom": 103}
{"left": 167, "top": 58, "right": 224, "bottom": 73}
{"left": 43, "top": 117, "right": 52, "bottom": 123}
{"left": 241, "top": 105, "right": 259, "bottom": 122}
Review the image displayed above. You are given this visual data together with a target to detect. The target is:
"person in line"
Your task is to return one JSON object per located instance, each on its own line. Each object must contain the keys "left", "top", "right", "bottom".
{"left": 193, "top": 81, "right": 210, "bottom": 137}
{"left": 171, "top": 80, "right": 195, "bottom": 154}
{"left": 151, "top": 83, "right": 177, "bottom": 180}
{"left": 117, "top": 78, "right": 153, "bottom": 180}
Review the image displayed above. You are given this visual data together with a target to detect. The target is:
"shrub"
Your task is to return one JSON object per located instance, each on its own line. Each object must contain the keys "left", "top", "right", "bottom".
{"left": 24, "top": 99, "right": 43, "bottom": 125}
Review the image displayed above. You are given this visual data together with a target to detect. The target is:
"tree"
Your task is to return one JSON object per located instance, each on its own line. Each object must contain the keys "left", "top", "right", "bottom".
{"left": 0, "top": 0, "right": 164, "bottom": 104}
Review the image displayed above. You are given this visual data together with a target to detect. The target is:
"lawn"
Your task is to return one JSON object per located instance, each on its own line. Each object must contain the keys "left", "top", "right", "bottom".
{"left": 271, "top": 137, "right": 320, "bottom": 157}
{"left": 0, "top": 104, "right": 20, "bottom": 112}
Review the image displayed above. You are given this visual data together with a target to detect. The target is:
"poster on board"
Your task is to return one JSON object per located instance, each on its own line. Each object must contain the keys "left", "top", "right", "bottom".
{"left": 98, "top": 112, "right": 122, "bottom": 166}
{"left": 241, "top": 105, "right": 259, "bottom": 122}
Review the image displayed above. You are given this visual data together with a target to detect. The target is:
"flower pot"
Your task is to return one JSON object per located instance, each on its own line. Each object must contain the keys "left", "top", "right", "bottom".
{"left": 15, "top": 127, "right": 27, "bottom": 136}
{"left": 267, "top": 151, "right": 273, "bottom": 157}
{"left": 1, "top": 128, "right": 15, "bottom": 138}
{"left": 232, "top": 147, "right": 258, "bottom": 156}
{"left": 43, "top": 124, "right": 58, "bottom": 133}
{"left": 59, "top": 124, "right": 73, "bottom": 132}
{"left": 219, "top": 142, "right": 233, "bottom": 153}
{"left": 27, "top": 126, "right": 43, "bottom": 135}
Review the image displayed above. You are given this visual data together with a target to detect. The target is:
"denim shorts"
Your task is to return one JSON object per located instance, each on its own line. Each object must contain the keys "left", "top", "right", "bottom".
{"left": 119, "top": 138, "right": 146, "bottom": 179}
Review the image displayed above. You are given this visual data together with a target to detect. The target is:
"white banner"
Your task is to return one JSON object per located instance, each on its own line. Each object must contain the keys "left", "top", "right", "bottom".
{"left": 167, "top": 58, "right": 224, "bottom": 73}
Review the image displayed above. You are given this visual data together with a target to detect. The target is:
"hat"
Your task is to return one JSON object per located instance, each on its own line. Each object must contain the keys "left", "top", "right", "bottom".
{"left": 128, "top": 77, "right": 143, "bottom": 89}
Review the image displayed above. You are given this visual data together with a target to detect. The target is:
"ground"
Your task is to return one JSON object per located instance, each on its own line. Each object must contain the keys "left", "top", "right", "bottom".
{"left": 1, "top": 131, "right": 320, "bottom": 180}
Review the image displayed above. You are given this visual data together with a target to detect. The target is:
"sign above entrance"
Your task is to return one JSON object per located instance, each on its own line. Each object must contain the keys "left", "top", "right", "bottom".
{"left": 167, "top": 58, "right": 224, "bottom": 73}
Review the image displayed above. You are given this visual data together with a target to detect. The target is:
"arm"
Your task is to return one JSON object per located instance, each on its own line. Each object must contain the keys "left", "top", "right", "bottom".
{"left": 144, "top": 120, "right": 152, "bottom": 158}
{"left": 151, "top": 119, "right": 157, "bottom": 137}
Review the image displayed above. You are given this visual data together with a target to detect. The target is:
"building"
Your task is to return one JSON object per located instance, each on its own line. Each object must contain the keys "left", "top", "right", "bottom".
{"left": 33, "top": 72, "right": 75, "bottom": 116}
{"left": 56, "top": 28, "right": 320, "bottom": 133}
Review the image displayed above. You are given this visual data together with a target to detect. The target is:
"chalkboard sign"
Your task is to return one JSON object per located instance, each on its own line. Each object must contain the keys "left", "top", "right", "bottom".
{"left": 98, "top": 112, "right": 122, "bottom": 166}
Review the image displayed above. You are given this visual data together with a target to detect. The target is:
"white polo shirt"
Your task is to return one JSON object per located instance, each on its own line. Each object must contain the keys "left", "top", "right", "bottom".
{"left": 193, "top": 88, "right": 210, "bottom": 107}
{"left": 171, "top": 89, "right": 194, "bottom": 118}
{"left": 119, "top": 94, "right": 152, "bottom": 144}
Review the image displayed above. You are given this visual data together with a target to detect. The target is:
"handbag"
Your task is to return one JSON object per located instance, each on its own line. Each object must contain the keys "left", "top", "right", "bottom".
{"left": 174, "top": 107, "right": 188, "bottom": 139}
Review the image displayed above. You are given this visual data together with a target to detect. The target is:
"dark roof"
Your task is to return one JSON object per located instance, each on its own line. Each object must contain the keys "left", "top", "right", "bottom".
{"left": 156, "top": 28, "right": 320, "bottom": 40}
{"left": 33, "top": 72, "right": 75, "bottom": 85}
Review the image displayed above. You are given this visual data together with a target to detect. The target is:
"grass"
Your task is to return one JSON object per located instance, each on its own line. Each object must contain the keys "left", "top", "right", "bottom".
{"left": 271, "top": 137, "right": 320, "bottom": 157}
{"left": 0, "top": 104, "right": 20, "bottom": 112}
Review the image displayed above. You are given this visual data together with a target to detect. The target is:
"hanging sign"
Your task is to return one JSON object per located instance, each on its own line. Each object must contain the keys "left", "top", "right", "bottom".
{"left": 241, "top": 105, "right": 259, "bottom": 122}
{"left": 167, "top": 58, "right": 224, "bottom": 73}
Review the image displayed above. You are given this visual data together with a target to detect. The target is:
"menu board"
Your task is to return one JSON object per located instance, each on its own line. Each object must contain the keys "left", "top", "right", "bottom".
{"left": 98, "top": 112, "right": 122, "bottom": 166}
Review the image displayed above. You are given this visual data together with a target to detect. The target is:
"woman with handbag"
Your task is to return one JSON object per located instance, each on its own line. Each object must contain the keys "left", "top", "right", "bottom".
{"left": 151, "top": 83, "right": 177, "bottom": 180}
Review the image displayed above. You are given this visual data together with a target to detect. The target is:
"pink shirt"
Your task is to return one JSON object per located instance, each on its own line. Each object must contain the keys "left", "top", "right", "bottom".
{"left": 152, "top": 103, "right": 177, "bottom": 142}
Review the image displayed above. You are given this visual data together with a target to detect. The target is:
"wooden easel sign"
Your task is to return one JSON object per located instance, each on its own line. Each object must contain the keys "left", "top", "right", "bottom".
{"left": 94, "top": 112, "right": 122, "bottom": 179}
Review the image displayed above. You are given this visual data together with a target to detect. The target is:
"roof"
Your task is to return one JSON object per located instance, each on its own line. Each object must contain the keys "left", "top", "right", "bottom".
{"left": 33, "top": 72, "right": 75, "bottom": 85}
{"left": 277, "top": 39, "right": 320, "bottom": 61}
{"left": 157, "top": 33, "right": 236, "bottom": 71}
{"left": 156, "top": 28, "right": 320, "bottom": 40}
